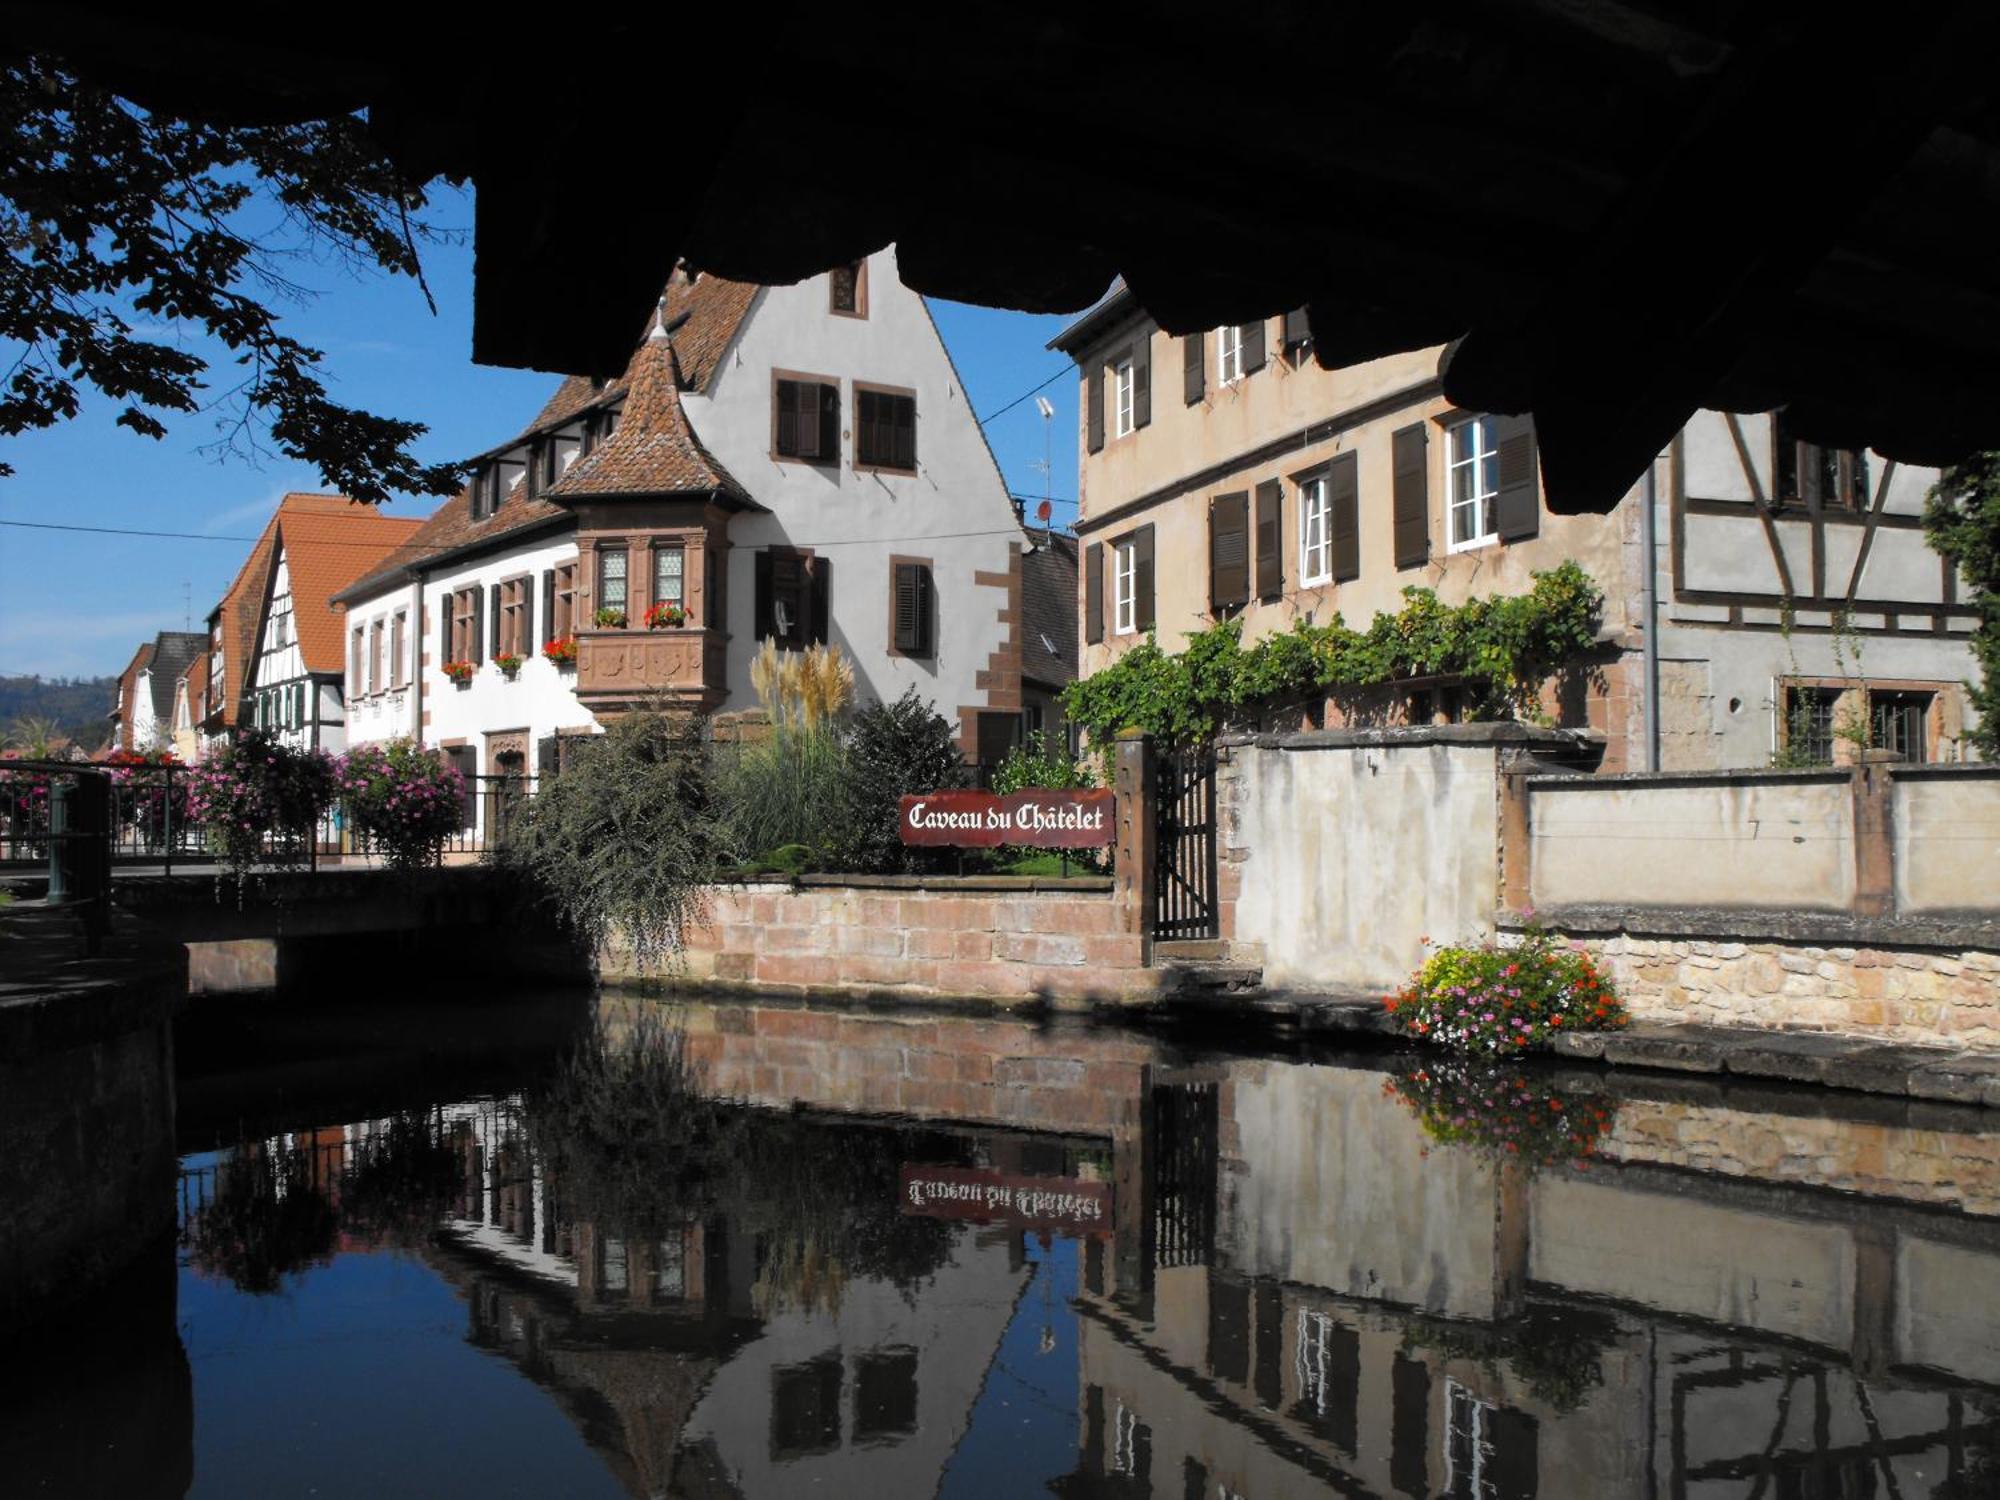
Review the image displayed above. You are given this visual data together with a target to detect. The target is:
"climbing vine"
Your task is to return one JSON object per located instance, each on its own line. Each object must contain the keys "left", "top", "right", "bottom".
{"left": 1061, "top": 560, "right": 1603, "bottom": 748}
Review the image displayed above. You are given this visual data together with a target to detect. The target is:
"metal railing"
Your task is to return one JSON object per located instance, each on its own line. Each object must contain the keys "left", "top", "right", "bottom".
{"left": 0, "top": 762, "right": 535, "bottom": 874}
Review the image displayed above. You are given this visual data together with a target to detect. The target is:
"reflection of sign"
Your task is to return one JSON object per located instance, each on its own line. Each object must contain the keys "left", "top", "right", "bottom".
{"left": 899, "top": 1165, "right": 1112, "bottom": 1233}
{"left": 898, "top": 789, "right": 1114, "bottom": 848}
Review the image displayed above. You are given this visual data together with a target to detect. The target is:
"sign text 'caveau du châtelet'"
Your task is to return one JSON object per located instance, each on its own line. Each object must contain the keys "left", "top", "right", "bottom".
{"left": 897, "top": 788, "right": 1114, "bottom": 849}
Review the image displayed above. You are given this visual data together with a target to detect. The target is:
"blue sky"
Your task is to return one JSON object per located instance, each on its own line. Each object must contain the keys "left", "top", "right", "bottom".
{"left": 0, "top": 185, "right": 1080, "bottom": 678}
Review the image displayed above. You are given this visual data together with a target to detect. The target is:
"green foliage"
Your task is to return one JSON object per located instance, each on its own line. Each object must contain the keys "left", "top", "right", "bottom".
{"left": 0, "top": 675, "right": 115, "bottom": 752}
{"left": 1925, "top": 452, "right": 2000, "bottom": 756}
{"left": 1384, "top": 920, "right": 1628, "bottom": 1055}
{"left": 833, "top": 687, "right": 970, "bottom": 874}
{"left": 720, "top": 716, "right": 852, "bottom": 866}
{"left": 494, "top": 709, "right": 722, "bottom": 973}
{"left": 1400, "top": 1303, "right": 1622, "bottom": 1414}
{"left": 1062, "top": 561, "right": 1603, "bottom": 749}
{"left": 990, "top": 730, "right": 1095, "bottom": 795}
{"left": 1, "top": 57, "right": 463, "bottom": 500}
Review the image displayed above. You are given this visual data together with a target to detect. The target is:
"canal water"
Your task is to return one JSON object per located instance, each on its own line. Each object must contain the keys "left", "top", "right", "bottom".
{"left": 9, "top": 991, "right": 2000, "bottom": 1497}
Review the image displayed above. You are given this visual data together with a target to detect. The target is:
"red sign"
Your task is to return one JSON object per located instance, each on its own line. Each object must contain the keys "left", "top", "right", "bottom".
{"left": 899, "top": 1165, "right": 1113, "bottom": 1233}
{"left": 898, "top": 788, "right": 1114, "bottom": 848}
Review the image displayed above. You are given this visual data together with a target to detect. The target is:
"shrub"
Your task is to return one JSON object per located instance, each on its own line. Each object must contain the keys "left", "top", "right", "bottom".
{"left": 833, "top": 687, "right": 970, "bottom": 873}
{"left": 493, "top": 708, "right": 722, "bottom": 972}
{"left": 1383, "top": 920, "right": 1627, "bottom": 1054}
{"left": 337, "top": 738, "right": 465, "bottom": 870}
{"left": 989, "top": 729, "right": 1102, "bottom": 870}
{"left": 182, "top": 729, "right": 337, "bottom": 876}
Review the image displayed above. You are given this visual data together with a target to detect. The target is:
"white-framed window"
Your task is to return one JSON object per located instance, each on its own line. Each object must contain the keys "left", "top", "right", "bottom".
{"left": 1113, "top": 538, "right": 1139, "bottom": 635}
{"left": 1299, "top": 472, "right": 1331, "bottom": 585}
{"left": 1113, "top": 358, "right": 1135, "bottom": 438}
{"left": 1448, "top": 415, "right": 1501, "bottom": 551}
{"left": 1216, "top": 324, "right": 1244, "bottom": 386}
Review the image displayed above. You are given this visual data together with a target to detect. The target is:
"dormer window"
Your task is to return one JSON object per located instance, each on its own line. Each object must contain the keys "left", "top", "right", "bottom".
{"left": 541, "top": 438, "right": 561, "bottom": 490}
{"left": 471, "top": 463, "right": 501, "bottom": 520}
{"left": 525, "top": 443, "right": 543, "bottom": 499}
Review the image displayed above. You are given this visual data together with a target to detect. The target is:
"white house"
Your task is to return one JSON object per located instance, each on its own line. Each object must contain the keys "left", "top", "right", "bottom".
{"left": 335, "top": 247, "right": 1062, "bottom": 832}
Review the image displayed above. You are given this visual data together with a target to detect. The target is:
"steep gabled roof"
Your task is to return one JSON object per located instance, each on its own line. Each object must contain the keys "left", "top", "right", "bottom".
{"left": 1020, "top": 530, "right": 1079, "bottom": 692}
{"left": 546, "top": 328, "right": 747, "bottom": 501}
{"left": 274, "top": 505, "right": 424, "bottom": 672}
{"left": 662, "top": 268, "right": 758, "bottom": 395}
{"left": 333, "top": 480, "right": 573, "bottom": 605}
{"left": 145, "top": 632, "right": 207, "bottom": 721}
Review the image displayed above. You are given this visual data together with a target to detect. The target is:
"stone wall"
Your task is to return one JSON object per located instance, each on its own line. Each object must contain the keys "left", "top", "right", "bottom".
{"left": 656, "top": 878, "right": 1157, "bottom": 1007}
{"left": 1566, "top": 933, "right": 2000, "bottom": 1051}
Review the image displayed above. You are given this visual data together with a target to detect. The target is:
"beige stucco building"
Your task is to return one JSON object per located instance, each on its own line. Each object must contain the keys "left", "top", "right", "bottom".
{"left": 1054, "top": 288, "right": 1983, "bottom": 771}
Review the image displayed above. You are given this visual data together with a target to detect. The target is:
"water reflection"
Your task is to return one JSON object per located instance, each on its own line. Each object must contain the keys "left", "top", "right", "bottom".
{"left": 19, "top": 994, "right": 2000, "bottom": 1497}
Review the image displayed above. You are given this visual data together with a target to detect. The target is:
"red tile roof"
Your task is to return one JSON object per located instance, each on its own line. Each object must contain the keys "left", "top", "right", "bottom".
{"left": 546, "top": 330, "right": 745, "bottom": 501}
{"left": 333, "top": 479, "right": 573, "bottom": 605}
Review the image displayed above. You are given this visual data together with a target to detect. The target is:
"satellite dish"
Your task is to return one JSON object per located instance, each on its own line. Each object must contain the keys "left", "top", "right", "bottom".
{"left": 1036, "top": 500, "right": 1053, "bottom": 523}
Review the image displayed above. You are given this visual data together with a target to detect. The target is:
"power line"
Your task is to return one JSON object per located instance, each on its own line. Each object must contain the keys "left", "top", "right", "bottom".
{"left": 978, "top": 364, "right": 1072, "bottom": 425}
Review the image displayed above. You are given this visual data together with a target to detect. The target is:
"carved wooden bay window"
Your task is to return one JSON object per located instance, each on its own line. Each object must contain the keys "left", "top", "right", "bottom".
{"left": 572, "top": 510, "right": 733, "bottom": 710}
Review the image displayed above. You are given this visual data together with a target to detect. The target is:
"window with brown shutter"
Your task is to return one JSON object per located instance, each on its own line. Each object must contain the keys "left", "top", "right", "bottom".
{"left": 1131, "top": 329, "right": 1152, "bottom": 430}
{"left": 1329, "top": 451, "right": 1361, "bottom": 583}
{"left": 368, "top": 620, "right": 383, "bottom": 695}
{"left": 1184, "top": 332, "right": 1205, "bottom": 405}
{"left": 1209, "top": 491, "right": 1251, "bottom": 615}
{"left": 773, "top": 374, "right": 840, "bottom": 464}
{"left": 1493, "top": 414, "right": 1539, "bottom": 541}
{"left": 1084, "top": 542, "right": 1104, "bottom": 645}
{"left": 756, "top": 548, "right": 825, "bottom": 648}
{"left": 1255, "top": 480, "right": 1283, "bottom": 600}
{"left": 889, "top": 559, "right": 933, "bottom": 657}
{"left": 856, "top": 386, "right": 917, "bottom": 471}
{"left": 1392, "top": 423, "right": 1431, "bottom": 570}
{"left": 1086, "top": 362, "right": 1105, "bottom": 453}
{"left": 552, "top": 564, "right": 576, "bottom": 640}
{"left": 391, "top": 610, "right": 406, "bottom": 689}
{"left": 1282, "top": 307, "right": 1311, "bottom": 362}
{"left": 1133, "top": 524, "right": 1156, "bottom": 632}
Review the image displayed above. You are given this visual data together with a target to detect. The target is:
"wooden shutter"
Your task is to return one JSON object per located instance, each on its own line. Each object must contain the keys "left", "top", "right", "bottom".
{"left": 540, "top": 569, "right": 555, "bottom": 644}
{"left": 1283, "top": 307, "right": 1310, "bottom": 349}
{"left": 818, "top": 383, "right": 841, "bottom": 463}
{"left": 797, "top": 381, "right": 823, "bottom": 460}
{"left": 1133, "top": 524, "right": 1156, "bottom": 632}
{"left": 1392, "top": 422, "right": 1430, "bottom": 570}
{"left": 775, "top": 378, "right": 799, "bottom": 456}
{"left": 1242, "top": 318, "right": 1266, "bottom": 374}
{"left": 489, "top": 583, "right": 503, "bottom": 658}
{"left": 520, "top": 577, "right": 534, "bottom": 653}
{"left": 1131, "top": 330, "right": 1152, "bottom": 429}
{"left": 1084, "top": 542, "right": 1104, "bottom": 645}
{"left": 893, "top": 394, "right": 916, "bottom": 469}
{"left": 894, "top": 562, "right": 931, "bottom": 655}
{"left": 754, "top": 550, "right": 774, "bottom": 640}
{"left": 1209, "top": 492, "right": 1250, "bottom": 613}
{"left": 438, "top": 593, "right": 452, "bottom": 664}
{"left": 808, "top": 554, "right": 830, "bottom": 645}
{"left": 1086, "top": 363, "right": 1104, "bottom": 453}
{"left": 470, "top": 587, "right": 485, "bottom": 664}
{"left": 1493, "top": 413, "right": 1540, "bottom": 541}
{"left": 1183, "top": 332, "right": 1205, "bottom": 405}
{"left": 1255, "top": 480, "right": 1283, "bottom": 600}
{"left": 1330, "top": 451, "right": 1361, "bottom": 583}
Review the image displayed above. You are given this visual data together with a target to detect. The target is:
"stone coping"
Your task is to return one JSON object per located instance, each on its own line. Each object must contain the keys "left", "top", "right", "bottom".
{"left": 1217, "top": 723, "right": 1594, "bottom": 752}
{"left": 711, "top": 873, "right": 1115, "bottom": 894}
{"left": 1499, "top": 903, "right": 2000, "bottom": 952}
{"left": 1523, "top": 765, "right": 1852, "bottom": 788}
{"left": 1180, "top": 988, "right": 2000, "bottom": 1109}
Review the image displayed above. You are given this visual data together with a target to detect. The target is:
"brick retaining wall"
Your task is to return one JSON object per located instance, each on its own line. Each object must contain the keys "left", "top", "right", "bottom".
{"left": 647, "top": 879, "right": 1159, "bottom": 1006}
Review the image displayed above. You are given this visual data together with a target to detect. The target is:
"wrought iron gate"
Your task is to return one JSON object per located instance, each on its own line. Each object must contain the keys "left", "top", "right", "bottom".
{"left": 1154, "top": 746, "right": 1218, "bottom": 940}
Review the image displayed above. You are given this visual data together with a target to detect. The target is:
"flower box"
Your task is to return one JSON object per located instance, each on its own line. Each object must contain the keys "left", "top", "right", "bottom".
{"left": 542, "top": 636, "right": 578, "bottom": 668}
{"left": 643, "top": 601, "right": 688, "bottom": 630}
{"left": 494, "top": 651, "right": 524, "bottom": 678}
{"left": 594, "top": 607, "right": 627, "bottom": 629}
{"left": 442, "top": 660, "right": 476, "bottom": 687}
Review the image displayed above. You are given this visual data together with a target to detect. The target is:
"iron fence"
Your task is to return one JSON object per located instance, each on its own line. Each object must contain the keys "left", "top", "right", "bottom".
{"left": 0, "top": 761, "right": 534, "bottom": 872}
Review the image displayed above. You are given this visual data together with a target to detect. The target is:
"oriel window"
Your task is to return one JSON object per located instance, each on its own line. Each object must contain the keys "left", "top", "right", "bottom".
{"left": 598, "top": 547, "right": 629, "bottom": 620}
{"left": 653, "top": 544, "right": 686, "bottom": 609}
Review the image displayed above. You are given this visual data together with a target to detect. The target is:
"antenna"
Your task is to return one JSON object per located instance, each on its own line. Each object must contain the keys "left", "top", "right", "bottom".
{"left": 183, "top": 581, "right": 191, "bottom": 632}
{"left": 1032, "top": 395, "right": 1056, "bottom": 533}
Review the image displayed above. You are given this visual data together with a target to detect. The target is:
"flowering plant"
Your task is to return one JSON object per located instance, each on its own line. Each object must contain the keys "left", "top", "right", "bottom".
{"left": 643, "top": 601, "right": 687, "bottom": 629}
{"left": 1384, "top": 1060, "right": 1617, "bottom": 1167}
{"left": 106, "top": 748, "right": 187, "bottom": 847}
{"left": 542, "top": 636, "right": 578, "bottom": 667}
{"left": 442, "top": 659, "right": 476, "bottom": 686}
{"left": 182, "top": 729, "right": 337, "bottom": 876}
{"left": 594, "top": 606, "right": 627, "bottom": 629}
{"left": 494, "top": 651, "right": 524, "bottom": 676}
{"left": 336, "top": 739, "right": 466, "bottom": 870}
{"left": 1383, "top": 919, "right": 1627, "bottom": 1054}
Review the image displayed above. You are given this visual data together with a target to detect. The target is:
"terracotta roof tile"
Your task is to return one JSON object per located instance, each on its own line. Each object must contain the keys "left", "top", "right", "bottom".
{"left": 546, "top": 332, "right": 747, "bottom": 501}
{"left": 662, "top": 268, "right": 758, "bottom": 394}
{"left": 274, "top": 503, "right": 425, "bottom": 674}
{"left": 333, "top": 477, "right": 573, "bottom": 605}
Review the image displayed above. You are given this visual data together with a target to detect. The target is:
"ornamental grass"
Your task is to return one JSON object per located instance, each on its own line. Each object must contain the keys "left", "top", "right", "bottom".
{"left": 1383, "top": 920, "right": 1627, "bottom": 1055}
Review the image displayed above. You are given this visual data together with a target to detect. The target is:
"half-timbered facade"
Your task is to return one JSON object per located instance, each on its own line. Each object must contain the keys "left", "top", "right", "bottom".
{"left": 1055, "top": 288, "right": 1981, "bottom": 771}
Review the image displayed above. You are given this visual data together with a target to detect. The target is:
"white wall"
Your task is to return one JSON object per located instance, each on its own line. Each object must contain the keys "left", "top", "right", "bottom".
{"left": 243, "top": 550, "right": 335, "bottom": 751}
{"left": 688, "top": 248, "right": 1027, "bottom": 723}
